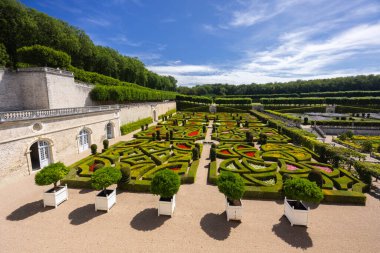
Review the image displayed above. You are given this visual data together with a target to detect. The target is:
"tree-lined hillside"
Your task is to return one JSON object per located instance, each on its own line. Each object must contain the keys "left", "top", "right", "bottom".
{"left": 178, "top": 75, "right": 380, "bottom": 96}
{"left": 0, "top": 0, "right": 177, "bottom": 91}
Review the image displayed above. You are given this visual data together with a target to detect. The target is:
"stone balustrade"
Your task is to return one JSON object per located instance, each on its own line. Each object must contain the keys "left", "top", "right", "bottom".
{"left": 0, "top": 105, "right": 120, "bottom": 122}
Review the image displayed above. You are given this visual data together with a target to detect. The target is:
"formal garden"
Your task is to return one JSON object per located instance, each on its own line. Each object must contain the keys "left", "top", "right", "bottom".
{"left": 55, "top": 110, "right": 370, "bottom": 208}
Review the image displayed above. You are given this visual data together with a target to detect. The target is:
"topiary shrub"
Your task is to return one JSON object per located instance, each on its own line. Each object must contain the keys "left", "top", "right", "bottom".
{"left": 211, "top": 143, "right": 216, "bottom": 149}
{"left": 152, "top": 132, "right": 156, "bottom": 141}
{"left": 283, "top": 178, "right": 323, "bottom": 203}
{"left": 91, "top": 167, "right": 122, "bottom": 191}
{"left": 103, "top": 139, "right": 109, "bottom": 150}
{"left": 303, "top": 117, "right": 309, "bottom": 125}
{"left": 210, "top": 148, "right": 217, "bottom": 161}
{"left": 308, "top": 169, "right": 323, "bottom": 188}
{"left": 156, "top": 130, "right": 160, "bottom": 140}
{"left": 217, "top": 172, "right": 245, "bottom": 202}
{"left": 203, "top": 125, "right": 207, "bottom": 133}
{"left": 282, "top": 173, "right": 292, "bottom": 182}
{"left": 91, "top": 144, "right": 97, "bottom": 155}
{"left": 119, "top": 166, "right": 131, "bottom": 184}
{"left": 35, "top": 162, "right": 69, "bottom": 190}
{"left": 192, "top": 147, "right": 200, "bottom": 160}
{"left": 166, "top": 132, "right": 170, "bottom": 141}
{"left": 150, "top": 169, "right": 180, "bottom": 199}
{"left": 258, "top": 133, "right": 267, "bottom": 145}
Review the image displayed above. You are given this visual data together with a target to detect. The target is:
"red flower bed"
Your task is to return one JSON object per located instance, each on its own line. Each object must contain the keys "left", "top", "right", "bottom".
{"left": 245, "top": 152, "right": 255, "bottom": 157}
{"left": 237, "top": 145, "right": 246, "bottom": 150}
{"left": 170, "top": 167, "right": 181, "bottom": 171}
{"left": 89, "top": 163, "right": 96, "bottom": 172}
{"left": 188, "top": 131, "right": 199, "bottom": 137}
{"left": 178, "top": 144, "right": 191, "bottom": 150}
{"left": 221, "top": 150, "right": 231, "bottom": 155}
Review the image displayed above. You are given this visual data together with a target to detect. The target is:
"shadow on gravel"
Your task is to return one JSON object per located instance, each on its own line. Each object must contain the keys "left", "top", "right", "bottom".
{"left": 68, "top": 204, "right": 104, "bottom": 225}
{"left": 369, "top": 185, "right": 380, "bottom": 201}
{"left": 272, "top": 216, "right": 313, "bottom": 249}
{"left": 7, "top": 200, "right": 51, "bottom": 221}
{"left": 130, "top": 208, "right": 169, "bottom": 231}
{"left": 200, "top": 212, "right": 240, "bottom": 241}
{"left": 79, "top": 188, "right": 94, "bottom": 194}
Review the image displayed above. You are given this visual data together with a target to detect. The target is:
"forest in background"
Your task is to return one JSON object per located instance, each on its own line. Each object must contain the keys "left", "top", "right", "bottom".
{"left": 0, "top": 0, "right": 177, "bottom": 91}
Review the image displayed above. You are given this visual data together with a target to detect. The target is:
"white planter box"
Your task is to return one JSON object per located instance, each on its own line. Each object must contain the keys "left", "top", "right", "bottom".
{"left": 284, "top": 197, "right": 310, "bottom": 226}
{"left": 158, "top": 194, "right": 176, "bottom": 216}
{"left": 95, "top": 189, "right": 116, "bottom": 212}
{"left": 226, "top": 198, "right": 243, "bottom": 221}
{"left": 43, "top": 185, "right": 68, "bottom": 208}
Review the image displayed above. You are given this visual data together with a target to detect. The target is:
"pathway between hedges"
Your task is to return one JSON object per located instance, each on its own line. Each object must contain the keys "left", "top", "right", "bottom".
{"left": 195, "top": 120, "right": 213, "bottom": 185}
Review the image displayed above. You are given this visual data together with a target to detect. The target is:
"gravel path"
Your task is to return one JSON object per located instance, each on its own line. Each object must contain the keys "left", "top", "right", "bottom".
{"left": 1, "top": 121, "right": 380, "bottom": 253}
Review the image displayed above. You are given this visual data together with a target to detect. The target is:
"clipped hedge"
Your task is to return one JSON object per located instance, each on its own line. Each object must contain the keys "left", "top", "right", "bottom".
{"left": 120, "top": 117, "right": 153, "bottom": 135}
{"left": 91, "top": 85, "right": 177, "bottom": 102}
{"left": 17, "top": 44, "right": 71, "bottom": 68}
{"left": 322, "top": 189, "right": 366, "bottom": 205}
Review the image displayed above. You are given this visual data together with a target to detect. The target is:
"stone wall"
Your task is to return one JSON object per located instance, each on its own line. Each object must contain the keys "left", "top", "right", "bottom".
{"left": 320, "top": 126, "right": 380, "bottom": 136}
{"left": 0, "top": 69, "right": 24, "bottom": 111}
{"left": 0, "top": 110, "right": 120, "bottom": 181}
{"left": 119, "top": 101, "right": 176, "bottom": 125}
{"left": 46, "top": 74, "right": 95, "bottom": 109}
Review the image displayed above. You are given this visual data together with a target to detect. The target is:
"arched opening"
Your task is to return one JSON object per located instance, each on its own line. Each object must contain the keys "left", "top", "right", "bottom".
{"left": 78, "top": 129, "right": 90, "bottom": 152}
{"left": 106, "top": 122, "right": 114, "bottom": 139}
{"left": 30, "top": 140, "right": 51, "bottom": 170}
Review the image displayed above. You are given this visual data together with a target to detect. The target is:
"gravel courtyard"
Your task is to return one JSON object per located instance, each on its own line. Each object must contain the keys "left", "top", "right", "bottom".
{"left": 1, "top": 160, "right": 379, "bottom": 253}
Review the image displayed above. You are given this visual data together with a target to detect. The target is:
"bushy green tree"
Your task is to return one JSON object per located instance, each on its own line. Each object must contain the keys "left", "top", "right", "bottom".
{"left": 91, "top": 167, "right": 122, "bottom": 191}
{"left": 0, "top": 43, "right": 9, "bottom": 66}
{"left": 283, "top": 178, "right": 323, "bottom": 203}
{"left": 217, "top": 172, "right": 245, "bottom": 201}
{"left": 150, "top": 169, "right": 180, "bottom": 198}
{"left": 35, "top": 162, "right": 69, "bottom": 189}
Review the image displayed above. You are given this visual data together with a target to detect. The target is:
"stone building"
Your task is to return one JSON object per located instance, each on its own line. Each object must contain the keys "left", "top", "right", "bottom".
{"left": 0, "top": 67, "right": 175, "bottom": 181}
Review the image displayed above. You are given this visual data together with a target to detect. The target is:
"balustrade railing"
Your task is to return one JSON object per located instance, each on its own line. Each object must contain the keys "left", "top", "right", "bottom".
{"left": 0, "top": 105, "right": 120, "bottom": 122}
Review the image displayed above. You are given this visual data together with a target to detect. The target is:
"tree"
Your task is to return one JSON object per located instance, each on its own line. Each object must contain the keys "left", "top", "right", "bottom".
{"left": 150, "top": 169, "right": 180, "bottom": 198}
{"left": 0, "top": 43, "right": 9, "bottom": 66}
{"left": 35, "top": 162, "right": 69, "bottom": 190}
{"left": 283, "top": 178, "right": 323, "bottom": 203}
{"left": 91, "top": 167, "right": 122, "bottom": 191}
{"left": 217, "top": 172, "right": 245, "bottom": 202}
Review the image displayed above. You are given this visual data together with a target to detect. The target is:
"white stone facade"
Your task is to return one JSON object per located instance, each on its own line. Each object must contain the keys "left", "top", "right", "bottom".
{"left": 0, "top": 67, "right": 176, "bottom": 181}
{"left": 0, "top": 110, "right": 120, "bottom": 180}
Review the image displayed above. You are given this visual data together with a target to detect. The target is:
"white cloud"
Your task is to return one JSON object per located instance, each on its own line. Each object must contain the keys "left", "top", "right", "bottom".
{"left": 147, "top": 65, "right": 219, "bottom": 75}
{"left": 149, "top": 22, "right": 380, "bottom": 85}
{"left": 81, "top": 17, "right": 110, "bottom": 27}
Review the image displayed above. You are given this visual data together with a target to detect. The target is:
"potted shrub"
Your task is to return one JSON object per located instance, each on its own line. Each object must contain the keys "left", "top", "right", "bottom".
{"left": 35, "top": 162, "right": 69, "bottom": 208}
{"left": 217, "top": 172, "right": 245, "bottom": 221}
{"left": 150, "top": 169, "right": 180, "bottom": 216}
{"left": 91, "top": 167, "right": 122, "bottom": 212}
{"left": 283, "top": 178, "right": 324, "bottom": 226}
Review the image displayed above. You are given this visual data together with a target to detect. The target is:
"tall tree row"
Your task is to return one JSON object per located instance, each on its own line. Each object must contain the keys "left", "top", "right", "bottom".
{"left": 0, "top": 0, "right": 177, "bottom": 91}
{"left": 178, "top": 75, "right": 380, "bottom": 96}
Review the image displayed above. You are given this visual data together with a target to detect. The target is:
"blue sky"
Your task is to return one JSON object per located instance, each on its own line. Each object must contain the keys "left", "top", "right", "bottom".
{"left": 21, "top": 0, "right": 380, "bottom": 86}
